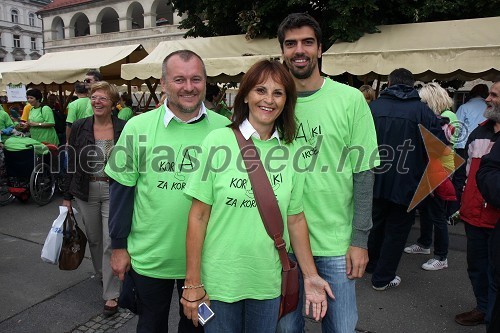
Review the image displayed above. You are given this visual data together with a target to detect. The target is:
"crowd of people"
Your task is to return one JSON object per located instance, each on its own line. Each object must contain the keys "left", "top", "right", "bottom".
{"left": 0, "top": 11, "right": 499, "bottom": 333}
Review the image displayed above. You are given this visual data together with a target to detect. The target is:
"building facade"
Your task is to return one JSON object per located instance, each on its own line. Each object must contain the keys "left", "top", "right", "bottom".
{"left": 38, "top": 0, "right": 188, "bottom": 54}
{"left": 0, "top": 0, "right": 49, "bottom": 62}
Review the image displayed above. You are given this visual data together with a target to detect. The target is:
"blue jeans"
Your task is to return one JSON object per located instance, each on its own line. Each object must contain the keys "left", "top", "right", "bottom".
{"left": 204, "top": 297, "right": 280, "bottom": 333}
{"left": 417, "top": 196, "right": 449, "bottom": 260}
{"left": 277, "top": 254, "right": 357, "bottom": 333}
{"left": 464, "top": 223, "right": 496, "bottom": 325}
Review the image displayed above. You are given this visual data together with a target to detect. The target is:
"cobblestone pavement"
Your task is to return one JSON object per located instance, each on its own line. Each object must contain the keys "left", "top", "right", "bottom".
{"left": 71, "top": 309, "right": 135, "bottom": 333}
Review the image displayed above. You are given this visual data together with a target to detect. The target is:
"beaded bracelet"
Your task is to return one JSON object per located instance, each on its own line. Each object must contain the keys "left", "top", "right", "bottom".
{"left": 181, "top": 289, "right": 207, "bottom": 303}
{"left": 181, "top": 283, "right": 204, "bottom": 290}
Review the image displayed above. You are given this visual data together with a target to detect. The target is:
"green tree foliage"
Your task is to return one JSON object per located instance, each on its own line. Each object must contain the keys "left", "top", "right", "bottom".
{"left": 169, "top": 0, "right": 500, "bottom": 49}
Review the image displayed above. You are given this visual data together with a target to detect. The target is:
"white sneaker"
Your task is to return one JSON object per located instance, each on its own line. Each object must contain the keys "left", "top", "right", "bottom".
{"left": 404, "top": 244, "right": 430, "bottom": 255}
{"left": 422, "top": 258, "right": 448, "bottom": 271}
{"left": 372, "top": 276, "right": 401, "bottom": 291}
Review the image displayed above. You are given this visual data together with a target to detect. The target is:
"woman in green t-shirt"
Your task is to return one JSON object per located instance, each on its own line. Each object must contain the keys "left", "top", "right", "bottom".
{"left": 26, "top": 88, "right": 59, "bottom": 146}
{"left": 117, "top": 92, "right": 134, "bottom": 122}
{"left": 181, "top": 60, "right": 333, "bottom": 332}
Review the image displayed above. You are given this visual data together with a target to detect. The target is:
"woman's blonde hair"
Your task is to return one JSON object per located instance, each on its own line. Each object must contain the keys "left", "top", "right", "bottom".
{"left": 419, "top": 82, "right": 453, "bottom": 115}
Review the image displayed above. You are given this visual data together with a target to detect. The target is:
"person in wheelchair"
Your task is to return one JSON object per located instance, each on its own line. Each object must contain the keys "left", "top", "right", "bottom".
{"left": 1, "top": 135, "right": 55, "bottom": 205}
{"left": 62, "top": 81, "right": 126, "bottom": 317}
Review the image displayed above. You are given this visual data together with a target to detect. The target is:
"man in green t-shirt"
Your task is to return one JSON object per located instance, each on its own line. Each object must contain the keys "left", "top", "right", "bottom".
{"left": 66, "top": 70, "right": 102, "bottom": 143}
{"left": 276, "top": 13, "right": 379, "bottom": 333}
{"left": 105, "top": 50, "right": 230, "bottom": 332}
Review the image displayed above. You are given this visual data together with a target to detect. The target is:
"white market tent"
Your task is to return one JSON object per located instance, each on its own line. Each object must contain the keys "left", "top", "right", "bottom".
{"left": 0, "top": 60, "right": 37, "bottom": 93}
{"left": 2, "top": 44, "right": 148, "bottom": 87}
{"left": 321, "top": 16, "right": 500, "bottom": 82}
{"left": 121, "top": 35, "right": 281, "bottom": 82}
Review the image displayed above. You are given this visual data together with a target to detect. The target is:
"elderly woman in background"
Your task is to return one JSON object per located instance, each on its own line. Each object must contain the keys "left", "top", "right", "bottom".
{"left": 404, "top": 82, "right": 457, "bottom": 271}
{"left": 26, "top": 88, "right": 59, "bottom": 145}
{"left": 181, "top": 60, "right": 333, "bottom": 332}
{"left": 359, "top": 84, "right": 376, "bottom": 104}
{"left": 62, "top": 81, "right": 126, "bottom": 317}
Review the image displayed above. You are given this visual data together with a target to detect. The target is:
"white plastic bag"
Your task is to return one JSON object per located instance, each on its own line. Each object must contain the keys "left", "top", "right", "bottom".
{"left": 41, "top": 206, "right": 78, "bottom": 264}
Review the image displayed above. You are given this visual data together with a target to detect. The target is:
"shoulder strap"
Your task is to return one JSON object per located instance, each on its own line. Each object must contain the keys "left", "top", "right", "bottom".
{"left": 233, "top": 128, "right": 291, "bottom": 271}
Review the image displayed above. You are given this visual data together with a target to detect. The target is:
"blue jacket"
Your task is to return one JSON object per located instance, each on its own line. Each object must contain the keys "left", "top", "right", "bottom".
{"left": 370, "top": 84, "right": 446, "bottom": 206}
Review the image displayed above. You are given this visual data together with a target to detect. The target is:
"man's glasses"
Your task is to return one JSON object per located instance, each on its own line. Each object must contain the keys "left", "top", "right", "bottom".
{"left": 84, "top": 79, "right": 93, "bottom": 83}
{"left": 91, "top": 96, "right": 111, "bottom": 103}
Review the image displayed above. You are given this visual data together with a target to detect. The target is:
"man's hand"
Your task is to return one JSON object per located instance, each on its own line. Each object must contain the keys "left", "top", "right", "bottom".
{"left": 110, "top": 248, "right": 131, "bottom": 281}
{"left": 346, "top": 246, "right": 368, "bottom": 279}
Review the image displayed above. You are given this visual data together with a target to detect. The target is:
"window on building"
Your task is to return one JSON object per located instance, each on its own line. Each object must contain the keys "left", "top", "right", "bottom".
{"left": 0, "top": 57, "right": 4, "bottom": 62}
{"left": 11, "top": 10, "right": 19, "bottom": 23}
{"left": 13, "top": 35, "right": 21, "bottom": 48}
{"left": 31, "top": 37, "right": 36, "bottom": 50}
{"left": 29, "top": 13, "right": 36, "bottom": 27}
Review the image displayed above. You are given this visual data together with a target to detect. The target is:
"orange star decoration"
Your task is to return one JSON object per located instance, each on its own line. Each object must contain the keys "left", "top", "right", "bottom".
{"left": 408, "top": 124, "right": 465, "bottom": 212}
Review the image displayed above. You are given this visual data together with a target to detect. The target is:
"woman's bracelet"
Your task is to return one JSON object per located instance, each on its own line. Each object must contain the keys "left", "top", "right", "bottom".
{"left": 182, "top": 283, "right": 204, "bottom": 290}
{"left": 181, "top": 289, "right": 207, "bottom": 303}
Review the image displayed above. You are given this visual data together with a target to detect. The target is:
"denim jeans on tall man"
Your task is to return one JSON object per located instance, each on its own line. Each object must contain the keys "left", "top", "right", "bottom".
{"left": 277, "top": 254, "right": 358, "bottom": 333}
{"left": 204, "top": 297, "right": 280, "bottom": 333}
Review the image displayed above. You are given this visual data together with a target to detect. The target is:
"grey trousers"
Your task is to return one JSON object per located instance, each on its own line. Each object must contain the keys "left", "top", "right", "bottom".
{"left": 75, "top": 181, "right": 121, "bottom": 301}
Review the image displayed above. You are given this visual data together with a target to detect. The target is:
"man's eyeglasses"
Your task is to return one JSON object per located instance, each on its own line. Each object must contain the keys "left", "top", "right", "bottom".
{"left": 84, "top": 79, "right": 93, "bottom": 83}
{"left": 91, "top": 96, "right": 111, "bottom": 103}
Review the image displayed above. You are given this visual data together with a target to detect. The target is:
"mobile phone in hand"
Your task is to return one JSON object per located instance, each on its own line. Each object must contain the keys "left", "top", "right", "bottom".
{"left": 198, "top": 302, "right": 215, "bottom": 326}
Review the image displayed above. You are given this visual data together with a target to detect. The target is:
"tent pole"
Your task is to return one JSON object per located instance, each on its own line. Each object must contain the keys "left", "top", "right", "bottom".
{"left": 143, "top": 79, "right": 159, "bottom": 112}
{"left": 127, "top": 81, "right": 132, "bottom": 97}
{"left": 347, "top": 74, "right": 354, "bottom": 86}
{"left": 375, "top": 75, "right": 381, "bottom": 97}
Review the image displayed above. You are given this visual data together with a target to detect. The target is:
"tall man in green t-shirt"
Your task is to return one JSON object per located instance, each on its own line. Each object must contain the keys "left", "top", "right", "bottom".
{"left": 105, "top": 50, "right": 230, "bottom": 333}
{"left": 276, "top": 13, "right": 379, "bottom": 333}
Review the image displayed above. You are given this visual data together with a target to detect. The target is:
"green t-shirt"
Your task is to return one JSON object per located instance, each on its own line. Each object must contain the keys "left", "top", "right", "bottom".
{"left": 295, "top": 78, "right": 379, "bottom": 256}
{"left": 28, "top": 105, "right": 59, "bottom": 145}
{"left": 440, "top": 109, "right": 459, "bottom": 170}
{"left": 0, "top": 109, "right": 14, "bottom": 142}
{"left": 118, "top": 107, "right": 133, "bottom": 121}
{"left": 4, "top": 136, "right": 49, "bottom": 155}
{"left": 184, "top": 127, "right": 304, "bottom": 302}
{"left": 66, "top": 97, "right": 93, "bottom": 124}
{"left": 105, "top": 106, "right": 230, "bottom": 279}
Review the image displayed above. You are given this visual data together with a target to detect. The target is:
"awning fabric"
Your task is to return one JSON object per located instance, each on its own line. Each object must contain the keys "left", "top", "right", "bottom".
{"left": 2, "top": 44, "right": 148, "bottom": 85}
{"left": 121, "top": 35, "right": 281, "bottom": 81}
{"left": 0, "top": 60, "right": 36, "bottom": 92}
{"left": 322, "top": 17, "right": 500, "bottom": 81}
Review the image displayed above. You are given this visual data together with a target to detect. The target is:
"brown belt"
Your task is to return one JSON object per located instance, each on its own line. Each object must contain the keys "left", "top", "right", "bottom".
{"left": 89, "top": 176, "right": 109, "bottom": 182}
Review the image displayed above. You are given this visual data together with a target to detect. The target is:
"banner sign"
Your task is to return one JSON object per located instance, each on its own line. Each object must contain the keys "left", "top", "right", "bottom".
{"left": 6, "top": 83, "right": 27, "bottom": 102}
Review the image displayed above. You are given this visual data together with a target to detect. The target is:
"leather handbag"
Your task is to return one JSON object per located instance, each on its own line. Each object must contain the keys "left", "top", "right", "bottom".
{"left": 233, "top": 128, "right": 299, "bottom": 319}
{"left": 59, "top": 211, "right": 87, "bottom": 270}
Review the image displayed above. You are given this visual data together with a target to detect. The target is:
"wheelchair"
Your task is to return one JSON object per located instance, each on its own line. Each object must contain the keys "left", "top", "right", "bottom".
{"left": 0, "top": 143, "right": 61, "bottom": 206}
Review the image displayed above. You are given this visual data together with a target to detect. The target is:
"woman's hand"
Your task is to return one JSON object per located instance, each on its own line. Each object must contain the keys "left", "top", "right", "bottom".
{"left": 180, "top": 287, "right": 210, "bottom": 327}
{"left": 303, "top": 274, "right": 334, "bottom": 321}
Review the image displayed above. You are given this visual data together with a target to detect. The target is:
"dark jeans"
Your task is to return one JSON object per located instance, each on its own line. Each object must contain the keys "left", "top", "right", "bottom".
{"left": 417, "top": 196, "right": 449, "bottom": 260}
{"left": 464, "top": 223, "right": 496, "bottom": 325}
{"left": 368, "top": 198, "right": 415, "bottom": 288}
{"left": 130, "top": 268, "right": 203, "bottom": 333}
{"left": 488, "top": 222, "right": 500, "bottom": 333}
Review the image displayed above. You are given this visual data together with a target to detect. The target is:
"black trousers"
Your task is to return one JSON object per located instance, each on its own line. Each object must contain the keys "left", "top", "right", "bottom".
{"left": 488, "top": 222, "right": 500, "bottom": 333}
{"left": 368, "top": 198, "right": 415, "bottom": 287}
{"left": 130, "top": 268, "right": 204, "bottom": 333}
